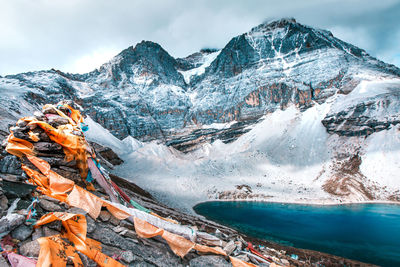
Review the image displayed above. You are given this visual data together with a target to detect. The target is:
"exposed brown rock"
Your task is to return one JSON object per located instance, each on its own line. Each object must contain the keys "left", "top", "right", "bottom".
{"left": 323, "top": 154, "right": 375, "bottom": 200}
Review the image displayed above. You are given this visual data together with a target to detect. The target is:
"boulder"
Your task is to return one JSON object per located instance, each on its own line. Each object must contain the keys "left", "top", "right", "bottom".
{"left": 223, "top": 240, "right": 236, "bottom": 255}
{"left": 19, "top": 240, "right": 40, "bottom": 257}
{"left": 0, "top": 193, "right": 8, "bottom": 212}
{"left": 86, "top": 216, "right": 97, "bottom": 233}
{"left": 33, "top": 142, "right": 62, "bottom": 152}
{"left": 47, "top": 115, "right": 69, "bottom": 127}
{"left": 189, "top": 255, "right": 231, "bottom": 267}
{"left": 120, "top": 251, "right": 134, "bottom": 263}
{"left": 11, "top": 224, "right": 33, "bottom": 241}
{"left": 0, "top": 213, "right": 25, "bottom": 234}
{"left": 0, "top": 155, "right": 23, "bottom": 175}
{"left": 67, "top": 207, "right": 87, "bottom": 215}
{"left": 43, "top": 226, "right": 60, "bottom": 237}
{"left": 39, "top": 199, "right": 62, "bottom": 212}
{"left": 31, "top": 228, "right": 44, "bottom": 241}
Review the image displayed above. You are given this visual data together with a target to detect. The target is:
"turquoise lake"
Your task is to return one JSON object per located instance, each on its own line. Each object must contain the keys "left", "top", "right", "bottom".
{"left": 193, "top": 201, "right": 400, "bottom": 266}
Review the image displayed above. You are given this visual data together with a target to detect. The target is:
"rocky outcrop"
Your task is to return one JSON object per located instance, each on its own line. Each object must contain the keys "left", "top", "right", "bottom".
{"left": 322, "top": 154, "right": 375, "bottom": 199}
{"left": 322, "top": 88, "right": 400, "bottom": 136}
{"left": 166, "top": 119, "right": 256, "bottom": 152}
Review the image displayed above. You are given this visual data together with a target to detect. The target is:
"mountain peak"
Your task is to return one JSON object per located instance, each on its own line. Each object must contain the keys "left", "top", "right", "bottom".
{"left": 133, "top": 40, "right": 163, "bottom": 51}
{"left": 115, "top": 40, "right": 165, "bottom": 60}
{"left": 248, "top": 17, "right": 336, "bottom": 40}
{"left": 250, "top": 17, "right": 297, "bottom": 33}
{"left": 88, "top": 40, "right": 185, "bottom": 87}
{"left": 265, "top": 17, "right": 297, "bottom": 27}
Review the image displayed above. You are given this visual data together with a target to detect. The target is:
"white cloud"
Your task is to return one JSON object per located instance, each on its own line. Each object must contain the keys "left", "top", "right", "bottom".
{"left": 329, "top": 26, "right": 374, "bottom": 52}
{"left": 63, "top": 47, "right": 121, "bottom": 73}
{"left": 0, "top": 0, "right": 399, "bottom": 75}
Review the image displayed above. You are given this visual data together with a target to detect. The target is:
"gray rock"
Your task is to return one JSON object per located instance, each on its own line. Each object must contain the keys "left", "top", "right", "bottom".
{"left": 0, "top": 173, "right": 24, "bottom": 183}
{"left": 0, "top": 213, "right": 25, "bottom": 234}
{"left": 248, "top": 254, "right": 260, "bottom": 265}
{"left": 67, "top": 207, "right": 87, "bottom": 215}
{"left": 0, "top": 155, "right": 23, "bottom": 175}
{"left": 86, "top": 216, "right": 96, "bottom": 233}
{"left": 127, "top": 261, "right": 158, "bottom": 267}
{"left": 39, "top": 199, "right": 62, "bottom": 212}
{"left": 11, "top": 224, "right": 33, "bottom": 241}
{"left": 16, "top": 120, "right": 28, "bottom": 128}
{"left": 38, "top": 157, "right": 76, "bottom": 168}
{"left": 33, "top": 111, "right": 46, "bottom": 121}
{"left": 123, "top": 230, "right": 138, "bottom": 241}
{"left": 91, "top": 225, "right": 184, "bottom": 266}
{"left": 189, "top": 256, "right": 231, "bottom": 267}
{"left": 47, "top": 115, "right": 69, "bottom": 127}
{"left": 33, "top": 142, "right": 62, "bottom": 152}
{"left": 47, "top": 220, "right": 62, "bottom": 231}
{"left": 77, "top": 252, "right": 97, "bottom": 267}
{"left": 19, "top": 240, "right": 40, "bottom": 257}
{"left": 223, "top": 240, "right": 236, "bottom": 255}
{"left": 235, "top": 254, "right": 248, "bottom": 262}
{"left": 43, "top": 226, "right": 60, "bottom": 237}
{"left": 2, "top": 180, "right": 36, "bottom": 199}
{"left": 42, "top": 106, "right": 58, "bottom": 115}
{"left": 120, "top": 220, "right": 135, "bottom": 230}
{"left": 31, "top": 228, "right": 44, "bottom": 241}
{"left": 121, "top": 251, "right": 135, "bottom": 263}
{"left": 40, "top": 195, "right": 61, "bottom": 203}
{"left": 0, "top": 194, "right": 8, "bottom": 212}
{"left": 109, "top": 216, "right": 120, "bottom": 226}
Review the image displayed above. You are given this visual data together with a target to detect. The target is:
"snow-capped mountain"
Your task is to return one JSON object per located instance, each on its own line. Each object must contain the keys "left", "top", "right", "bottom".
{"left": 1, "top": 18, "right": 400, "bottom": 211}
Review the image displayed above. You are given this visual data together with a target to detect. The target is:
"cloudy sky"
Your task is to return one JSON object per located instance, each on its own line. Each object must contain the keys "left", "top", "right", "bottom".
{"left": 0, "top": 0, "right": 399, "bottom": 75}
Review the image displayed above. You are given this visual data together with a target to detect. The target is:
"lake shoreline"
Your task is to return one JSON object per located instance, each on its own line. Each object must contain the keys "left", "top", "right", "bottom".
{"left": 194, "top": 201, "right": 400, "bottom": 267}
{"left": 192, "top": 198, "right": 400, "bottom": 210}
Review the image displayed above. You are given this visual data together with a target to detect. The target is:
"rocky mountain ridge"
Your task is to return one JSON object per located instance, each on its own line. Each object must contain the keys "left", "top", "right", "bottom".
{"left": 1, "top": 18, "right": 400, "bottom": 209}
{"left": 1, "top": 18, "right": 399, "bottom": 143}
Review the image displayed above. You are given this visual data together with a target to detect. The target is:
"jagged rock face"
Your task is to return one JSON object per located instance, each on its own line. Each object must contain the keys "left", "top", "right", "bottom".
{"left": 0, "top": 18, "right": 399, "bottom": 148}
{"left": 188, "top": 19, "right": 399, "bottom": 129}
{"left": 85, "top": 41, "right": 186, "bottom": 87}
{"left": 322, "top": 102, "right": 400, "bottom": 137}
{"left": 321, "top": 79, "right": 400, "bottom": 136}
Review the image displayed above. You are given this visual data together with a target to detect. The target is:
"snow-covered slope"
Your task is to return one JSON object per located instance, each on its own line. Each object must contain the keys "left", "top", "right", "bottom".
{"left": 178, "top": 50, "right": 221, "bottom": 84}
{"left": 85, "top": 97, "right": 399, "bottom": 213}
{"left": 1, "top": 18, "right": 400, "bottom": 210}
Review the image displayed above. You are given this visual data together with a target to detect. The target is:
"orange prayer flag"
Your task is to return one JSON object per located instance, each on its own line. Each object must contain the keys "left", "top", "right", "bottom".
{"left": 230, "top": 256, "right": 259, "bottom": 267}
{"left": 193, "top": 243, "right": 227, "bottom": 256}
{"left": 104, "top": 202, "right": 131, "bottom": 220}
{"left": 67, "top": 185, "right": 102, "bottom": 219}
{"left": 134, "top": 217, "right": 164, "bottom": 238}
{"left": 36, "top": 212, "right": 126, "bottom": 267}
{"left": 5, "top": 133, "right": 35, "bottom": 157}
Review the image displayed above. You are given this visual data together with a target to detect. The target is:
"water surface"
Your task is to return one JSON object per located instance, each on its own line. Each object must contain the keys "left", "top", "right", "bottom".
{"left": 193, "top": 201, "right": 400, "bottom": 266}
